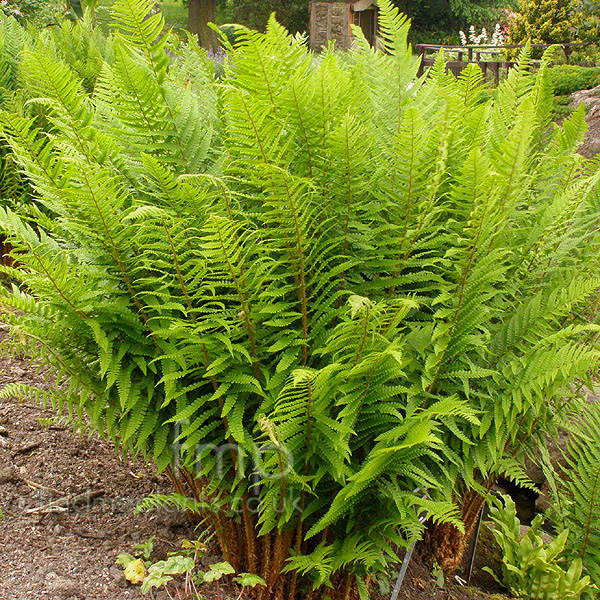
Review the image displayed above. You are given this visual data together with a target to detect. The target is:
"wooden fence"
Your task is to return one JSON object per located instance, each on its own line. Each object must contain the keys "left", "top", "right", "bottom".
{"left": 416, "top": 42, "right": 593, "bottom": 85}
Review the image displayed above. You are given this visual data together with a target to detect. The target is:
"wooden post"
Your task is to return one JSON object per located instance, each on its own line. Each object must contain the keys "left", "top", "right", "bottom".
{"left": 468, "top": 47, "right": 473, "bottom": 63}
{"left": 417, "top": 45, "right": 425, "bottom": 78}
{"left": 492, "top": 61, "right": 499, "bottom": 86}
{"left": 564, "top": 45, "right": 572, "bottom": 65}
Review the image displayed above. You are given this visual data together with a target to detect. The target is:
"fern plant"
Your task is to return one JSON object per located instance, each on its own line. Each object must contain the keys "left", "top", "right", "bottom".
{"left": 0, "top": 10, "right": 114, "bottom": 265}
{"left": 549, "top": 403, "right": 600, "bottom": 597}
{"left": 0, "top": 15, "right": 28, "bottom": 213}
{"left": 0, "top": 1, "right": 600, "bottom": 598}
{"left": 0, "top": 10, "right": 114, "bottom": 213}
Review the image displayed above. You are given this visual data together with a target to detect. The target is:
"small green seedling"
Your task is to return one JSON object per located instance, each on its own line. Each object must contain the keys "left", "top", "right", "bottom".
{"left": 233, "top": 573, "right": 266, "bottom": 588}
{"left": 200, "top": 561, "right": 235, "bottom": 583}
{"left": 132, "top": 535, "right": 155, "bottom": 561}
{"left": 141, "top": 555, "right": 195, "bottom": 593}
{"left": 432, "top": 561, "right": 445, "bottom": 588}
{"left": 116, "top": 537, "right": 264, "bottom": 598}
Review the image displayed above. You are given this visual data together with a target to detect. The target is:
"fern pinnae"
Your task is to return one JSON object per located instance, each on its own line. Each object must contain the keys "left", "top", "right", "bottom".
{"left": 580, "top": 467, "right": 600, "bottom": 563}
{"left": 426, "top": 151, "right": 496, "bottom": 392}
{"left": 208, "top": 215, "right": 260, "bottom": 361}
{"left": 112, "top": 0, "right": 199, "bottom": 173}
{"left": 266, "top": 168, "right": 311, "bottom": 364}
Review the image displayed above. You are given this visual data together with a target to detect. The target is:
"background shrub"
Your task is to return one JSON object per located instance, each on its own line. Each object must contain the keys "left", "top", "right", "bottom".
{"left": 548, "top": 65, "right": 600, "bottom": 96}
{"left": 0, "top": 0, "right": 65, "bottom": 26}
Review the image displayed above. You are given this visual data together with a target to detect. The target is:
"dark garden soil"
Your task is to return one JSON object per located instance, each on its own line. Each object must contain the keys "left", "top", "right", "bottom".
{"left": 0, "top": 324, "right": 512, "bottom": 600}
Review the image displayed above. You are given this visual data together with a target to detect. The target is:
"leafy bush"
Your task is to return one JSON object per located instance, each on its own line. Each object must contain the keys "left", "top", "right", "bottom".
{"left": 510, "top": 0, "right": 582, "bottom": 51}
{"left": 485, "top": 495, "right": 592, "bottom": 599}
{"left": 1, "top": 0, "right": 600, "bottom": 597}
{"left": 548, "top": 65, "right": 600, "bottom": 96}
{"left": 0, "top": 0, "right": 64, "bottom": 26}
{"left": 551, "top": 94, "right": 575, "bottom": 121}
{"left": 228, "top": 0, "right": 308, "bottom": 34}
{"left": 510, "top": 0, "right": 600, "bottom": 59}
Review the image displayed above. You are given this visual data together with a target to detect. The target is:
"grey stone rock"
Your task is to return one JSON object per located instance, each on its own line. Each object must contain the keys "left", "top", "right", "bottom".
{"left": 47, "top": 576, "right": 79, "bottom": 598}
{"left": 536, "top": 481, "right": 552, "bottom": 514}
{"left": 571, "top": 85, "right": 600, "bottom": 110}
{"left": 524, "top": 426, "right": 572, "bottom": 488}
{"left": 109, "top": 566, "right": 128, "bottom": 589}
{"left": 519, "top": 524, "right": 553, "bottom": 545}
{"left": 0, "top": 465, "right": 16, "bottom": 484}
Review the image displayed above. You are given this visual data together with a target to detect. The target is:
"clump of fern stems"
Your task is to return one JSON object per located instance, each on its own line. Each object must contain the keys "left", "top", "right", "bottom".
{"left": 0, "top": 0, "right": 600, "bottom": 598}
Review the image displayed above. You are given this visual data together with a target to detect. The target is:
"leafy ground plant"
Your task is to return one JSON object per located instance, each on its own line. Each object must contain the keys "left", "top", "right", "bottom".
{"left": 1, "top": 0, "right": 600, "bottom": 598}
{"left": 485, "top": 495, "right": 592, "bottom": 599}
{"left": 117, "top": 536, "right": 265, "bottom": 598}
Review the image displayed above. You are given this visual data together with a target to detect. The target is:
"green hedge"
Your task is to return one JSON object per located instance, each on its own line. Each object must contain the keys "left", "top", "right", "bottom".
{"left": 548, "top": 65, "right": 600, "bottom": 96}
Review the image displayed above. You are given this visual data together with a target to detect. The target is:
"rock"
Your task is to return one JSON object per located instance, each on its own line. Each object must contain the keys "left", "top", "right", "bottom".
{"left": 519, "top": 524, "right": 553, "bottom": 545}
{"left": 570, "top": 89, "right": 600, "bottom": 157}
{"left": 535, "top": 481, "right": 552, "bottom": 514}
{"left": 47, "top": 576, "right": 79, "bottom": 598}
{"left": 0, "top": 425, "right": 7, "bottom": 436}
{"left": 109, "top": 566, "right": 128, "bottom": 589}
{"left": 571, "top": 85, "right": 600, "bottom": 111}
{"left": 585, "top": 386, "right": 600, "bottom": 405}
{"left": 0, "top": 465, "right": 16, "bottom": 484}
{"left": 524, "top": 428, "right": 571, "bottom": 487}
{"left": 53, "top": 524, "right": 66, "bottom": 536}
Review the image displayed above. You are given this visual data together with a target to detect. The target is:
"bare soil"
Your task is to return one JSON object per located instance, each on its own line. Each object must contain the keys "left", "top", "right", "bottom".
{"left": 0, "top": 326, "right": 511, "bottom": 600}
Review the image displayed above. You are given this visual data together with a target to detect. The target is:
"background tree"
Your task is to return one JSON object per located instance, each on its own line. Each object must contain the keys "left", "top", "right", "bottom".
{"left": 394, "top": 0, "right": 517, "bottom": 42}
{"left": 570, "top": 0, "right": 600, "bottom": 43}
{"left": 223, "top": 0, "right": 517, "bottom": 43}
{"left": 509, "top": 0, "right": 600, "bottom": 59}
{"left": 188, "top": 0, "right": 218, "bottom": 48}
{"left": 226, "top": 0, "right": 308, "bottom": 35}
{"left": 509, "top": 0, "right": 573, "bottom": 45}
{"left": 0, "top": 0, "right": 65, "bottom": 25}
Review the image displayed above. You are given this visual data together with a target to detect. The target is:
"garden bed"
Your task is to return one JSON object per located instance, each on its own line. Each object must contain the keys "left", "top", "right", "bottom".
{"left": 0, "top": 326, "right": 511, "bottom": 600}
{"left": 0, "top": 326, "right": 196, "bottom": 600}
